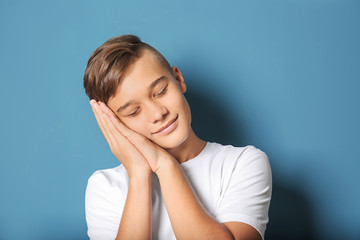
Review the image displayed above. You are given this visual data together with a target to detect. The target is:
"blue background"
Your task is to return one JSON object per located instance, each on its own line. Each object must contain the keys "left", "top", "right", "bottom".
{"left": 1, "top": 0, "right": 359, "bottom": 239}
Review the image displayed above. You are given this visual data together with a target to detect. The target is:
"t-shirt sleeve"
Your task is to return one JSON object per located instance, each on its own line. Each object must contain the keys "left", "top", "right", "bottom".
{"left": 85, "top": 171, "right": 126, "bottom": 240}
{"left": 215, "top": 146, "right": 272, "bottom": 240}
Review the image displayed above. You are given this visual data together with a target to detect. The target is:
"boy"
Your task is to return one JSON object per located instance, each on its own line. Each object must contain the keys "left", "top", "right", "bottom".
{"left": 83, "top": 35, "right": 272, "bottom": 240}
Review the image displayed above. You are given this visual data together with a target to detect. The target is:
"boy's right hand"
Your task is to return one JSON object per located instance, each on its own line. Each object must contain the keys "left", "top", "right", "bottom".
{"left": 90, "top": 99, "right": 152, "bottom": 179}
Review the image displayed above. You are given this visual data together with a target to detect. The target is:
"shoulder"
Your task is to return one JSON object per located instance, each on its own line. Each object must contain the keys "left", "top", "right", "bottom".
{"left": 86, "top": 164, "right": 129, "bottom": 196}
{"left": 205, "top": 142, "right": 266, "bottom": 156}
{"left": 190, "top": 142, "right": 271, "bottom": 190}
{"left": 88, "top": 164, "right": 127, "bottom": 182}
{"left": 205, "top": 142, "right": 269, "bottom": 169}
{"left": 85, "top": 165, "right": 128, "bottom": 239}
{"left": 209, "top": 143, "right": 272, "bottom": 239}
{"left": 85, "top": 164, "right": 129, "bottom": 217}
{"left": 223, "top": 143, "right": 271, "bottom": 183}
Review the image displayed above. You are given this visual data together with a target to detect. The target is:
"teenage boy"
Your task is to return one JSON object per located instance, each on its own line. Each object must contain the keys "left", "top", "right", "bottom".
{"left": 83, "top": 35, "right": 272, "bottom": 240}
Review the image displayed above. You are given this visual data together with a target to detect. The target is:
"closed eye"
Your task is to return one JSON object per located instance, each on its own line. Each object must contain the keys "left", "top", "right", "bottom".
{"left": 127, "top": 108, "right": 140, "bottom": 117}
{"left": 155, "top": 85, "right": 168, "bottom": 97}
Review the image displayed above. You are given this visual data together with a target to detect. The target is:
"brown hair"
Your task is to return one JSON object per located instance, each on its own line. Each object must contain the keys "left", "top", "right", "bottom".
{"left": 83, "top": 35, "right": 172, "bottom": 103}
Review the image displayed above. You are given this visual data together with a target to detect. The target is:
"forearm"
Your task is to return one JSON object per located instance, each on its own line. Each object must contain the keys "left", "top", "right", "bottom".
{"left": 116, "top": 174, "right": 152, "bottom": 240}
{"left": 156, "top": 160, "right": 234, "bottom": 240}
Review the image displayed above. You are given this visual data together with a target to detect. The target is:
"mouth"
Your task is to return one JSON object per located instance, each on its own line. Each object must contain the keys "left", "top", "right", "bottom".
{"left": 152, "top": 115, "right": 178, "bottom": 135}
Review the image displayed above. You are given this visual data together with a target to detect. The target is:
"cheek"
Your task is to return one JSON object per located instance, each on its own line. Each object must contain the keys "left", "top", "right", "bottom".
{"left": 164, "top": 91, "right": 188, "bottom": 111}
{"left": 122, "top": 116, "right": 149, "bottom": 137}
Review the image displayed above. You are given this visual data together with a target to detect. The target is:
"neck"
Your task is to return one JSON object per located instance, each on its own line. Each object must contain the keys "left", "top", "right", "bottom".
{"left": 165, "top": 128, "right": 206, "bottom": 164}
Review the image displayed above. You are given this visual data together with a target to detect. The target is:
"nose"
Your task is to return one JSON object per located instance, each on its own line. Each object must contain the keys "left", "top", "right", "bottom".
{"left": 145, "top": 101, "right": 169, "bottom": 123}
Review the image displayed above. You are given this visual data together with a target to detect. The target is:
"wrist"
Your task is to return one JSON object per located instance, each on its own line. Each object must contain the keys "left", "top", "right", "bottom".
{"left": 128, "top": 168, "right": 152, "bottom": 182}
{"left": 129, "top": 174, "right": 151, "bottom": 189}
{"left": 154, "top": 155, "right": 179, "bottom": 176}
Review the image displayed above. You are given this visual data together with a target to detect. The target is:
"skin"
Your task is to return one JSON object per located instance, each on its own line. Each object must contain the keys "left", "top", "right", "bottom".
{"left": 90, "top": 49, "right": 262, "bottom": 240}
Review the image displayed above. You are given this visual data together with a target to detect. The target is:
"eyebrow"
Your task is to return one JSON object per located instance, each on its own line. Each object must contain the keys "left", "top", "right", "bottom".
{"left": 116, "top": 100, "right": 136, "bottom": 113}
{"left": 148, "top": 75, "right": 167, "bottom": 90}
{"left": 116, "top": 75, "right": 167, "bottom": 113}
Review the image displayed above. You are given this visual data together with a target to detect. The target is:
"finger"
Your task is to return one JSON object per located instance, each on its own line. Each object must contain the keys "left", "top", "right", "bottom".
{"left": 95, "top": 101, "right": 139, "bottom": 149}
{"left": 90, "top": 100, "right": 108, "bottom": 134}
{"left": 101, "top": 110, "right": 148, "bottom": 163}
{"left": 90, "top": 100, "right": 106, "bottom": 132}
{"left": 98, "top": 101, "right": 117, "bottom": 117}
{"left": 108, "top": 113, "right": 138, "bottom": 140}
{"left": 101, "top": 111, "right": 131, "bottom": 147}
{"left": 98, "top": 101, "right": 134, "bottom": 137}
{"left": 108, "top": 112, "right": 155, "bottom": 156}
{"left": 90, "top": 100, "right": 115, "bottom": 146}
{"left": 100, "top": 111, "right": 125, "bottom": 151}
{"left": 97, "top": 101, "right": 132, "bottom": 137}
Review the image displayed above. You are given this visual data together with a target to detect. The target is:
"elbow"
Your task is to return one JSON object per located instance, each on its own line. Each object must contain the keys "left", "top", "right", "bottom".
{"left": 210, "top": 227, "right": 235, "bottom": 240}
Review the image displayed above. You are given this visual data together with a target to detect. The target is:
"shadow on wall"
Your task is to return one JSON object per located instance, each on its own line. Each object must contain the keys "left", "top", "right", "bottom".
{"left": 185, "top": 87, "right": 319, "bottom": 240}
{"left": 185, "top": 89, "right": 243, "bottom": 146}
{"left": 265, "top": 176, "right": 318, "bottom": 240}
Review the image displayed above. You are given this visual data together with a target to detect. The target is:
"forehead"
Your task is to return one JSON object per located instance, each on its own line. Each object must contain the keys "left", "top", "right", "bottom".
{"left": 107, "top": 50, "right": 171, "bottom": 109}
{"left": 125, "top": 50, "right": 167, "bottom": 81}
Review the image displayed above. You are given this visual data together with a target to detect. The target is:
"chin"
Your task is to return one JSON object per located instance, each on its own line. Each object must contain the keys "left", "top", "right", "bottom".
{"left": 153, "top": 129, "right": 189, "bottom": 150}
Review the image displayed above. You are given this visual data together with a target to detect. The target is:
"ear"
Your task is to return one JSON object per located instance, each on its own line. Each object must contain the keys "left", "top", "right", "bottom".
{"left": 172, "top": 66, "right": 186, "bottom": 93}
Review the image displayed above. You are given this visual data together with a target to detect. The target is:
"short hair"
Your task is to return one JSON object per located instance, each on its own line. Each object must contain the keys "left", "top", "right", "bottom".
{"left": 83, "top": 35, "right": 173, "bottom": 103}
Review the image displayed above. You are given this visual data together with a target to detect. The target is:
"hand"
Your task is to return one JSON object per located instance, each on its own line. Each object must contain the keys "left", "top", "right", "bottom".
{"left": 90, "top": 99, "right": 151, "bottom": 178}
{"left": 90, "top": 100, "right": 174, "bottom": 176}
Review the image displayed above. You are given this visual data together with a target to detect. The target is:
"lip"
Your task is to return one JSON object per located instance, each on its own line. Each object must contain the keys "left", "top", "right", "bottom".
{"left": 152, "top": 115, "right": 178, "bottom": 135}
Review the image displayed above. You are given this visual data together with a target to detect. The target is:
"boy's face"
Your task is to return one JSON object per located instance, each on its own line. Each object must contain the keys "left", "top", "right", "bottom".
{"left": 107, "top": 50, "right": 192, "bottom": 149}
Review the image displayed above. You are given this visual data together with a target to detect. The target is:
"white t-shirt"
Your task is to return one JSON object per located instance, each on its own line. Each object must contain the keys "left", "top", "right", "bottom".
{"left": 85, "top": 142, "right": 272, "bottom": 239}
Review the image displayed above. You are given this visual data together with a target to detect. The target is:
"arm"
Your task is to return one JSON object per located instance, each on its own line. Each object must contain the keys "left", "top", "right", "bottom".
{"left": 155, "top": 158, "right": 261, "bottom": 240}
{"left": 155, "top": 159, "right": 235, "bottom": 240}
{"left": 90, "top": 100, "right": 152, "bottom": 240}
{"left": 116, "top": 173, "right": 152, "bottom": 240}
